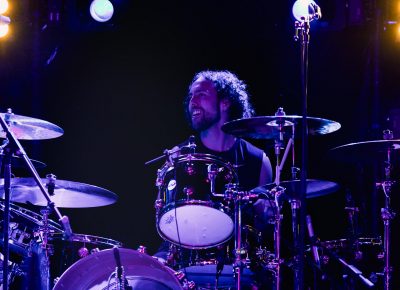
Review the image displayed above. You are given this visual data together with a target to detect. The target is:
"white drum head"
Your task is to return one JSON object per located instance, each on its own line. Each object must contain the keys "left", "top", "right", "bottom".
{"left": 158, "top": 204, "right": 234, "bottom": 248}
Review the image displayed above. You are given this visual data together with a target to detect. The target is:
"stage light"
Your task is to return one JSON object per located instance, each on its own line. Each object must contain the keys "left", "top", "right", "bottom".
{"left": 292, "top": 0, "right": 321, "bottom": 22}
{"left": 89, "top": 0, "right": 114, "bottom": 22}
{"left": 0, "top": 15, "right": 10, "bottom": 38}
{"left": 0, "top": 0, "right": 8, "bottom": 15}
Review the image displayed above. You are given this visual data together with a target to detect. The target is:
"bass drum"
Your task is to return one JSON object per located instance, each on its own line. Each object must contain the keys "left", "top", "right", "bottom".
{"left": 156, "top": 153, "right": 238, "bottom": 249}
{"left": 53, "top": 248, "right": 185, "bottom": 290}
{"left": 48, "top": 233, "right": 123, "bottom": 282}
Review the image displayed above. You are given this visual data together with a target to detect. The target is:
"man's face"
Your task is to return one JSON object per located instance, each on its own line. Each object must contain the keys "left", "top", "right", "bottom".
{"left": 188, "top": 77, "right": 221, "bottom": 131}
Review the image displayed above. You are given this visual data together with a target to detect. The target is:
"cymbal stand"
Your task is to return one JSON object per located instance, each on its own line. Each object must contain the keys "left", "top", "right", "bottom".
{"left": 268, "top": 110, "right": 295, "bottom": 290}
{"left": 376, "top": 130, "right": 396, "bottom": 290}
{"left": 224, "top": 183, "right": 245, "bottom": 290}
{"left": 0, "top": 110, "right": 73, "bottom": 290}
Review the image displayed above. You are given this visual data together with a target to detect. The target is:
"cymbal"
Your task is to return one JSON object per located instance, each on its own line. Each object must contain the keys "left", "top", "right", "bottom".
{"left": 0, "top": 178, "right": 117, "bottom": 208}
{"left": 250, "top": 179, "right": 340, "bottom": 199}
{"left": 0, "top": 112, "right": 64, "bottom": 140}
{"left": 329, "top": 139, "right": 400, "bottom": 163}
{"left": 331, "top": 139, "right": 400, "bottom": 153}
{"left": 222, "top": 115, "right": 341, "bottom": 139}
{"left": 0, "top": 154, "right": 46, "bottom": 169}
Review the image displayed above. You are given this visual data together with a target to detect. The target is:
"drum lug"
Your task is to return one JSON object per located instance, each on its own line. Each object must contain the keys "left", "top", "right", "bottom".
{"left": 137, "top": 245, "right": 147, "bottom": 254}
{"left": 154, "top": 199, "right": 164, "bottom": 211}
{"left": 173, "top": 270, "right": 196, "bottom": 289}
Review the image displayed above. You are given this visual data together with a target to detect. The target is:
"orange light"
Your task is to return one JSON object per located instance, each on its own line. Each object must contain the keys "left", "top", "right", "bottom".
{"left": 0, "top": 0, "right": 8, "bottom": 14}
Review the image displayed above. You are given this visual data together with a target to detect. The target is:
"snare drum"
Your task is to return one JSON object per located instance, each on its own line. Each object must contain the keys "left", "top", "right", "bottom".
{"left": 48, "top": 233, "right": 123, "bottom": 282}
{"left": 0, "top": 201, "right": 63, "bottom": 262}
{"left": 155, "top": 153, "right": 238, "bottom": 249}
{"left": 53, "top": 248, "right": 185, "bottom": 290}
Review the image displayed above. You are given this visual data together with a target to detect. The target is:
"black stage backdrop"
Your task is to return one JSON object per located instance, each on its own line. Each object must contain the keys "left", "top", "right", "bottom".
{"left": 0, "top": 0, "right": 398, "bottom": 287}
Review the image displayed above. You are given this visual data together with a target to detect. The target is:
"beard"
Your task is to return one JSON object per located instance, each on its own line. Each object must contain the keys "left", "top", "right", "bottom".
{"left": 191, "top": 110, "right": 221, "bottom": 132}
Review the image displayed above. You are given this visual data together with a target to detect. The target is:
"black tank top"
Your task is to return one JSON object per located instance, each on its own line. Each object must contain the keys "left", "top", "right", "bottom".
{"left": 179, "top": 136, "right": 264, "bottom": 191}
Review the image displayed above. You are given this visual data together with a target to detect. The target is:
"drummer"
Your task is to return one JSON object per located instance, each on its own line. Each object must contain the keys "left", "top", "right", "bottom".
{"left": 154, "top": 70, "right": 274, "bottom": 286}
{"left": 179, "top": 69, "right": 272, "bottom": 189}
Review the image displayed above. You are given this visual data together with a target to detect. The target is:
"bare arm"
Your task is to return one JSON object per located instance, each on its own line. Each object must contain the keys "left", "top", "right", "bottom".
{"left": 259, "top": 152, "right": 273, "bottom": 186}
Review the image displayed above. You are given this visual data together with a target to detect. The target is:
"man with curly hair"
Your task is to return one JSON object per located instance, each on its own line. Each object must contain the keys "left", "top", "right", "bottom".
{"left": 154, "top": 70, "right": 274, "bottom": 289}
{"left": 184, "top": 70, "right": 272, "bottom": 189}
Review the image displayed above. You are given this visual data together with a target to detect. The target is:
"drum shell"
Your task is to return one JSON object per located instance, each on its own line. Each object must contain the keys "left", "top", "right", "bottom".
{"left": 156, "top": 154, "right": 238, "bottom": 249}
{"left": 48, "top": 233, "right": 123, "bottom": 283}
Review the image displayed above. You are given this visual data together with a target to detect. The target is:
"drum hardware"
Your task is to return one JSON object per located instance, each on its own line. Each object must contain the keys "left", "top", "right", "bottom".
{"left": 331, "top": 131, "right": 399, "bottom": 290}
{"left": 0, "top": 109, "right": 71, "bottom": 290}
{"left": 145, "top": 135, "right": 197, "bottom": 166}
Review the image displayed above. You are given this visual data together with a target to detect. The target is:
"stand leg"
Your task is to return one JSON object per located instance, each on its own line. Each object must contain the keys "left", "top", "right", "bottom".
{"left": 2, "top": 155, "right": 11, "bottom": 290}
{"left": 234, "top": 197, "right": 242, "bottom": 290}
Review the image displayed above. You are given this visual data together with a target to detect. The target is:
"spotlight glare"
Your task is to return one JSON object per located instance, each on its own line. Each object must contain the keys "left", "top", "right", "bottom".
{"left": 292, "top": 0, "right": 321, "bottom": 22}
{"left": 0, "top": 0, "right": 8, "bottom": 15}
{"left": 90, "top": 0, "right": 114, "bottom": 22}
{"left": 0, "top": 23, "right": 9, "bottom": 38}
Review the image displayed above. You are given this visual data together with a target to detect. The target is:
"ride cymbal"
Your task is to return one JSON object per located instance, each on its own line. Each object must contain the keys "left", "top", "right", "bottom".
{"left": 330, "top": 139, "right": 400, "bottom": 162}
{"left": 0, "top": 178, "right": 117, "bottom": 208}
{"left": 222, "top": 116, "right": 341, "bottom": 139}
{"left": 0, "top": 111, "right": 64, "bottom": 140}
{"left": 250, "top": 179, "right": 340, "bottom": 199}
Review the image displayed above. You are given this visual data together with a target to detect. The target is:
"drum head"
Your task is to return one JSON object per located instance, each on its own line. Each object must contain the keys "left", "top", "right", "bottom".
{"left": 159, "top": 204, "right": 234, "bottom": 248}
{"left": 53, "top": 248, "right": 184, "bottom": 290}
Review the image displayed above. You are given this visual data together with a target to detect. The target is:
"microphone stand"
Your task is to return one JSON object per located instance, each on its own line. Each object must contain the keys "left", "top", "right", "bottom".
{"left": 0, "top": 113, "right": 72, "bottom": 290}
{"left": 293, "top": 5, "right": 320, "bottom": 288}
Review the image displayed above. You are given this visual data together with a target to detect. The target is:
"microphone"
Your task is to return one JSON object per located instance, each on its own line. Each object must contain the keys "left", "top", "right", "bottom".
{"left": 187, "top": 135, "right": 196, "bottom": 154}
{"left": 306, "top": 214, "right": 320, "bottom": 267}
{"left": 207, "top": 163, "right": 218, "bottom": 194}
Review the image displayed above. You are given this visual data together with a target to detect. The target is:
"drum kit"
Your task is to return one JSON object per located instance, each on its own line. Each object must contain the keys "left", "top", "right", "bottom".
{"left": 0, "top": 106, "right": 397, "bottom": 290}
{"left": 148, "top": 107, "right": 398, "bottom": 290}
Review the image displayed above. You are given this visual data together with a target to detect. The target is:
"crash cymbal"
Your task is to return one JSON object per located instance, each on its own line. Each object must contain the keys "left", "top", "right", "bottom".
{"left": 0, "top": 178, "right": 117, "bottom": 208}
{"left": 0, "top": 112, "right": 64, "bottom": 140}
{"left": 331, "top": 139, "right": 400, "bottom": 157}
{"left": 250, "top": 179, "right": 340, "bottom": 199}
{"left": 0, "top": 154, "right": 46, "bottom": 169}
{"left": 221, "top": 115, "right": 341, "bottom": 139}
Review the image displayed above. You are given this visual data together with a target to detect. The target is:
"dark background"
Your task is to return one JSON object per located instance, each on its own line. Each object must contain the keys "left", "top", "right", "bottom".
{"left": 0, "top": 0, "right": 399, "bottom": 286}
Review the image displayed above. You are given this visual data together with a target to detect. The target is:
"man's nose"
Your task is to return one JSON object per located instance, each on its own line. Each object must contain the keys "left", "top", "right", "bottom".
{"left": 189, "top": 95, "right": 199, "bottom": 107}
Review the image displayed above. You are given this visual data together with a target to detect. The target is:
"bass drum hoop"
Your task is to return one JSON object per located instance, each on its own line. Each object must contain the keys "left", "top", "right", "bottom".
{"left": 53, "top": 248, "right": 184, "bottom": 290}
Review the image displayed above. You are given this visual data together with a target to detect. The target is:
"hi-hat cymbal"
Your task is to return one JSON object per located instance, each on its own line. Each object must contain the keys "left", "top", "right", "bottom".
{"left": 330, "top": 139, "right": 400, "bottom": 162}
{"left": 0, "top": 112, "right": 64, "bottom": 140}
{"left": 222, "top": 116, "right": 341, "bottom": 139}
{"left": 0, "top": 178, "right": 117, "bottom": 208}
{"left": 250, "top": 179, "right": 340, "bottom": 199}
{"left": 0, "top": 154, "right": 46, "bottom": 169}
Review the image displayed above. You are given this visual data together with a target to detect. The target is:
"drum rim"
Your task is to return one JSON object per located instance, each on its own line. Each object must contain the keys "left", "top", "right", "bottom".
{"left": 0, "top": 201, "right": 63, "bottom": 231}
{"left": 47, "top": 232, "right": 123, "bottom": 247}
{"left": 159, "top": 153, "right": 239, "bottom": 181}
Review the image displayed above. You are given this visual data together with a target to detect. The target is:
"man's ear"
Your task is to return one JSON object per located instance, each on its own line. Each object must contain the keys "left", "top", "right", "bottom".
{"left": 220, "top": 98, "right": 230, "bottom": 112}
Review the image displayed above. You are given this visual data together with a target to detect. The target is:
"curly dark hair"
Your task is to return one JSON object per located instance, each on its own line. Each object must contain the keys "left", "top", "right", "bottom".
{"left": 184, "top": 70, "right": 255, "bottom": 123}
